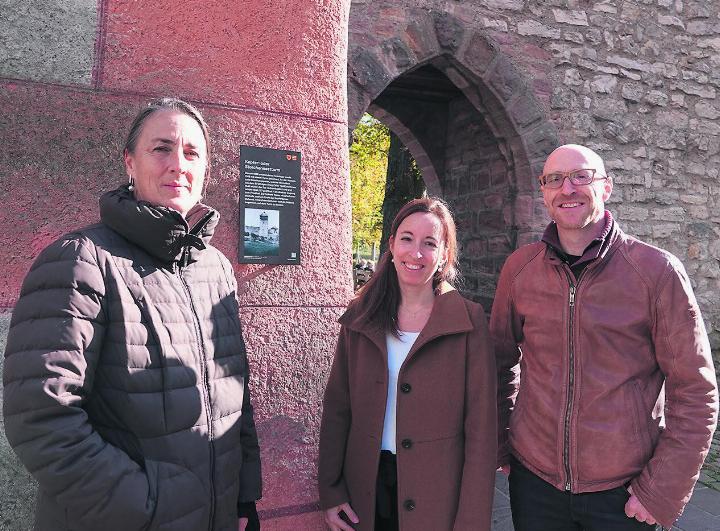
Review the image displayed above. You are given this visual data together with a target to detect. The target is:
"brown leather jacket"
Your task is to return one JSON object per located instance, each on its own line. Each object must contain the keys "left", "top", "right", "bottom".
{"left": 490, "top": 216, "right": 718, "bottom": 529}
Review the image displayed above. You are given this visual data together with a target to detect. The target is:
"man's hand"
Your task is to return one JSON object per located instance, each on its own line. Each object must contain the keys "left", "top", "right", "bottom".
{"left": 624, "top": 486, "right": 658, "bottom": 526}
{"left": 324, "top": 502, "right": 359, "bottom": 531}
{"left": 238, "top": 517, "right": 248, "bottom": 530}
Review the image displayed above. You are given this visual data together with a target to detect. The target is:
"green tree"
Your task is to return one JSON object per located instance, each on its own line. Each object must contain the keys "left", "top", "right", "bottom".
{"left": 350, "top": 115, "right": 390, "bottom": 256}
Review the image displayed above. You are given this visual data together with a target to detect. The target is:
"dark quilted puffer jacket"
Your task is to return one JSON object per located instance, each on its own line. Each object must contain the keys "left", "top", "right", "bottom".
{"left": 3, "top": 186, "right": 261, "bottom": 530}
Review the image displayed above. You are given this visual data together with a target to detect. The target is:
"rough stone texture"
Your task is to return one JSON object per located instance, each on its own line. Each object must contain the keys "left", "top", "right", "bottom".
{"left": 0, "top": 86, "right": 352, "bottom": 309}
{"left": 0, "top": 313, "right": 36, "bottom": 531}
{"left": 1, "top": 0, "right": 352, "bottom": 527}
{"left": 240, "top": 306, "right": 344, "bottom": 526}
{"left": 0, "top": 0, "right": 96, "bottom": 85}
{"left": 100, "top": 1, "right": 348, "bottom": 122}
{"left": 347, "top": 0, "right": 720, "bottom": 356}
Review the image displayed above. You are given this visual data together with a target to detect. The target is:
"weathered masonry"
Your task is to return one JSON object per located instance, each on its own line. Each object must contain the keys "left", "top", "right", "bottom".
{"left": 348, "top": 0, "right": 720, "bottom": 354}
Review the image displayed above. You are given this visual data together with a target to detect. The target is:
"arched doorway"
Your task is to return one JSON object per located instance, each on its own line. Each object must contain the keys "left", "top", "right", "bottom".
{"left": 348, "top": 6, "right": 559, "bottom": 308}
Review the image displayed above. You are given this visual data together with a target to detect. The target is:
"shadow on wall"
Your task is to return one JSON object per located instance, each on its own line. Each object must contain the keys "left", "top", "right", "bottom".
{"left": 0, "top": 312, "right": 36, "bottom": 531}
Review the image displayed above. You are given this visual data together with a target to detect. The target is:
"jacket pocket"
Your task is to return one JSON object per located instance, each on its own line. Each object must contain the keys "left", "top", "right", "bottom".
{"left": 144, "top": 459, "right": 209, "bottom": 530}
{"left": 629, "top": 381, "right": 653, "bottom": 462}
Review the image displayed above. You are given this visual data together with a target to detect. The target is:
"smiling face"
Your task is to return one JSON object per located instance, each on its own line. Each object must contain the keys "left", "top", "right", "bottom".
{"left": 124, "top": 109, "right": 208, "bottom": 217}
{"left": 541, "top": 144, "right": 612, "bottom": 235}
{"left": 389, "top": 211, "right": 448, "bottom": 291}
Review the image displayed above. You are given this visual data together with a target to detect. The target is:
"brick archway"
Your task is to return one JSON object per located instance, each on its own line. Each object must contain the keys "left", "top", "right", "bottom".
{"left": 348, "top": 5, "right": 559, "bottom": 306}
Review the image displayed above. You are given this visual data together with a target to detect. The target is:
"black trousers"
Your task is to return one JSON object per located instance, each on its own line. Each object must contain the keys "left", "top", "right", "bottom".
{"left": 375, "top": 450, "right": 399, "bottom": 531}
{"left": 509, "top": 457, "right": 658, "bottom": 531}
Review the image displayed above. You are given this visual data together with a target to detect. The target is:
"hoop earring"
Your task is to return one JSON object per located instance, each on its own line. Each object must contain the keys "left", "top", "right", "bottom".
{"left": 128, "top": 175, "right": 135, "bottom": 192}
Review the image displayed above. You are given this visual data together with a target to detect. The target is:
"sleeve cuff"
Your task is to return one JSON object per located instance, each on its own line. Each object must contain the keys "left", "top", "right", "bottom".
{"left": 238, "top": 501, "right": 260, "bottom": 530}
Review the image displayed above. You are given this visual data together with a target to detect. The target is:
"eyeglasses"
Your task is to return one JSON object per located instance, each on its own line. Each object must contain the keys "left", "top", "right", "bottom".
{"left": 539, "top": 169, "right": 607, "bottom": 189}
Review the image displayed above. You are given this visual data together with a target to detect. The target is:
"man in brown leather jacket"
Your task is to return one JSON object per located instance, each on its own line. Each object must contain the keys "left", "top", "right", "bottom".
{"left": 490, "top": 144, "right": 718, "bottom": 530}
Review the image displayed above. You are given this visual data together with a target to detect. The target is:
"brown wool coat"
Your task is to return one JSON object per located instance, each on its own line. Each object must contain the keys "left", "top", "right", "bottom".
{"left": 318, "top": 285, "right": 497, "bottom": 531}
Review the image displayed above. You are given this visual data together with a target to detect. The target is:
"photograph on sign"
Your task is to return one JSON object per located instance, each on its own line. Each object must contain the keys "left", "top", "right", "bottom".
{"left": 244, "top": 208, "right": 280, "bottom": 257}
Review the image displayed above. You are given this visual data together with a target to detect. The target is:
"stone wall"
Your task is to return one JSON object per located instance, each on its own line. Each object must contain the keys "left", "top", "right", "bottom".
{"left": 349, "top": 0, "right": 720, "bottom": 352}
{"left": 443, "top": 96, "right": 515, "bottom": 309}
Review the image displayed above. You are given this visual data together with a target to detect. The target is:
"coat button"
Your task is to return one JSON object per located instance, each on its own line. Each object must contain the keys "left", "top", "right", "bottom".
{"left": 401, "top": 438, "right": 412, "bottom": 449}
{"left": 400, "top": 383, "right": 411, "bottom": 393}
{"left": 403, "top": 499, "right": 416, "bottom": 511}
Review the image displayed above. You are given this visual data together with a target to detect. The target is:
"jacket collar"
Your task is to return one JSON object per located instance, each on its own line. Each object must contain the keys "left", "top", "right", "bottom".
{"left": 542, "top": 210, "right": 620, "bottom": 267}
{"left": 340, "top": 282, "right": 474, "bottom": 356}
{"left": 99, "top": 185, "right": 219, "bottom": 265}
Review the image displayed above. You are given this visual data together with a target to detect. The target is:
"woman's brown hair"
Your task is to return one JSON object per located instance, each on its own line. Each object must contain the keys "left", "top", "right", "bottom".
{"left": 353, "top": 197, "right": 458, "bottom": 335}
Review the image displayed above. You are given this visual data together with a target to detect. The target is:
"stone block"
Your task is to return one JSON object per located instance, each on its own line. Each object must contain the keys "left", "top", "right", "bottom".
{"left": 606, "top": 121, "right": 639, "bottom": 144}
{"left": 462, "top": 237, "right": 487, "bottom": 257}
{"left": 486, "top": 56, "right": 526, "bottom": 101}
{"left": 551, "top": 86, "right": 575, "bottom": 109}
{"left": 433, "top": 12, "right": 465, "bottom": 52}
{"left": 687, "top": 21, "right": 720, "bottom": 36}
{"left": 652, "top": 190, "right": 680, "bottom": 206}
{"left": 487, "top": 235, "right": 513, "bottom": 254}
{"left": 564, "top": 31, "right": 585, "bottom": 44}
{"left": 508, "top": 92, "right": 543, "bottom": 129}
{"left": 689, "top": 205, "right": 709, "bottom": 220}
{"left": 681, "top": 194, "right": 710, "bottom": 205}
{"left": 482, "top": 0, "right": 524, "bottom": 11}
{"left": 673, "top": 81, "right": 717, "bottom": 99}
{"left": 620, "top": 68, "right": 642, "bottom": 81}
{"left": 480, "top": 17, "right": 509, "bottom": 32}
{"left": 652, "top": 223, "right": 679, "bottom": 239}
{"left": 461, "top": 32, "right": 498, "bottom": 75}
{"left": 592, "top": 1, "right": 618, "bottom": 14}
{"left": 380, "top": 38, "right": 416, "bottom": 72}
{"left": 652, "top": 206, "right": 686, "bottom": 222}
{"left": 403, "top": 10, "right": 441, "bottom": 61}
{"left": 553, "top": 9, "right": 589, "bottom": 26}
{"left": 0, "top": 0, "right": 96, "bottom": 85}
{"left": 591, "top": 75, "right": 618, "bottom": 94}
{"left": 644, "top": 90, "right": 669, "bottom": 106}
{"left": 695, "top": 102, "right": 720, "bottom": 120}
{"left": 521, "top": 123, "right": 560, "bottom": 160}
{"left": 517, "top": 20, "right": 561, "bottom": 39}
{"left": 348, "top": 47, "right": 391, "bottom": 98}
{"left": 564, "top": 68, "right": 583, "bottom": 86}
{"left": 591, "top": 97, "right": 628, "bottom": 122}
{"left": 621, "top": 83, "right": 644, "bottom": 102}
{"left": 658, "top": 15, "right": 685, "bottom": 29}
{"left": 617, "top": 205, "right": 649, "bottom": 222}
{"left": 671, "top": 94, "right": 686, "bottom": 108}
{"left": 692, "top": 119, "right": 720, "bottom": 136}
{"left": 606, "top": 55, "right": 652, "bottom": 72}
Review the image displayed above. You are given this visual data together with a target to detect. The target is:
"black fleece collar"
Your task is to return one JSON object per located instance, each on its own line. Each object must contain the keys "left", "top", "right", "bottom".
{"left": 99, "top": 184, "right": 219, "bottom": 265}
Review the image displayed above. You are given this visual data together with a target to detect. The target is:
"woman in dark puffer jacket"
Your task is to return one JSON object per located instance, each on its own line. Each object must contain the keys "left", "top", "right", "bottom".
{"left": 3, "top": 98, "right": 262, "bottom": 531}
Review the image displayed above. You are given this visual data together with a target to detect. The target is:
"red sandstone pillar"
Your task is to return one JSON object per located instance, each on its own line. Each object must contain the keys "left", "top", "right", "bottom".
{"left": 0, "top": 1, "right": 352, "bottom": 528}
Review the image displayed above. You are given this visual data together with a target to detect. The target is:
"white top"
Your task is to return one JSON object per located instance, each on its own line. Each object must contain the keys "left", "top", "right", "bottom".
{"left": 381, "top": 330, "right": 420, "bottom": 453}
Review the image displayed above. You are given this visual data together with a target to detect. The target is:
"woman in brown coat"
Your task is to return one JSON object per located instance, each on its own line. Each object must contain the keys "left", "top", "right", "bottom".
{"left": 318, "top": 197, "right": 497, "bottom": 531}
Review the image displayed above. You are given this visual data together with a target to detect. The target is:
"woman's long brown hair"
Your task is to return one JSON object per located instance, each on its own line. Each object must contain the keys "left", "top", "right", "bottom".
{"left": 353, "top": 197, "right": 458, "bottom": 335}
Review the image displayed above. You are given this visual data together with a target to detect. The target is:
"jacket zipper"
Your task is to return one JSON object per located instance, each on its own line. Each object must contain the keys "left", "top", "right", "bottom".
{"left": 563, "top": 271, "right": 576, "bottom": 492}
{"left": 177, "top": 263, "right": 216, "bottom": 529}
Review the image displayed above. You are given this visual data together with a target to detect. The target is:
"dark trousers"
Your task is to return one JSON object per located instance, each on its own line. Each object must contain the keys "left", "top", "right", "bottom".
{"left": 375, "top": 450, "right": 399, "bottom": 531}
{"left": 509, "top": 457, "right": 658, "bottom": 531}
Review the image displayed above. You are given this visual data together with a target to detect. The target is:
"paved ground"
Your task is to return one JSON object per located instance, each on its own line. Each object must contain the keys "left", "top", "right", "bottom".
{"left": 491, "top": 467, "right": 720, "bottom": 531}
{"left": 492, "top": 367, "right": 720, "bottom": 531}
